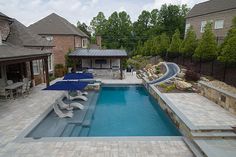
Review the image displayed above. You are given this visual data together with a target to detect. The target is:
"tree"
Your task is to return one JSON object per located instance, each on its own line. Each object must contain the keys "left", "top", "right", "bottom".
{"left": 65, "top": 48, "right": 74, "bottom": 68}
{"left": 127, "top": 55, "right": 148, "bottom": 69}
{"left": 194, "top": 23, "right": 217, "bottom": 61}
{"left": 90, "top": 12, "right": 107, "bottom": 36}
{"left": 159, "top": 33, "right": 170, "bottom": 57}
{"left": 180, "top": 26, "right": 197, "bottom": 57}
{"left": 158, "top": 4, "right": 189, "bottom": 37}
{"left": 168, "top": 29, "right": 182, "bottom": 58}
{"left": 77, "top": 21, "right": 91, "bottom": 37}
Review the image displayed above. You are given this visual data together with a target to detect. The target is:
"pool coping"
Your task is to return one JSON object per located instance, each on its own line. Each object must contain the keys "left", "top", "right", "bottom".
{"left": 14, "top": 84, "right": 183, "bottom": 143}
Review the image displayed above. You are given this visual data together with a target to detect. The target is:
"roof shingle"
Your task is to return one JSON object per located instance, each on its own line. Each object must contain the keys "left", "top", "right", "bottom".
{"left": 28, "top": 13, "right": 88, "bottom": 37}
{"left": 69, "top": 49, "right": 127, "bottom": 57}
{"left": 186, "top": 0, "right": 236, "bottom": 18}
{"left": 7, "top": 19, "right": 53, "bottom": 47}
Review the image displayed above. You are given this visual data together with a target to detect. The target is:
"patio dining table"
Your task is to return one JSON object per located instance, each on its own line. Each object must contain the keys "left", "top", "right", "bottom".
{"left": 5, "top": 82, "right": 24, "bottom": 99}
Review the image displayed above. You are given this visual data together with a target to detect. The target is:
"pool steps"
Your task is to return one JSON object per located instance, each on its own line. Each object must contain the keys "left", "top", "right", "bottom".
{"left": 60, "top": 91, "right": 99, "bottom": 137}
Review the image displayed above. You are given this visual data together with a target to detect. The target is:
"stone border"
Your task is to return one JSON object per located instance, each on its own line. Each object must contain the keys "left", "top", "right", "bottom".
{"left": 199, "top": 81, "right": 236, "bottom": 99}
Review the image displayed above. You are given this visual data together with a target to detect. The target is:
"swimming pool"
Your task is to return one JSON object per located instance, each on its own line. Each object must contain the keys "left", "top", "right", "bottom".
{"left": 26, "top": 85, "right": 180, "bottom": 138}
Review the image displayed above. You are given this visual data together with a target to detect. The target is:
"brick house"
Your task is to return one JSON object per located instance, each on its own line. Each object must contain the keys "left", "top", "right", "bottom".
{"left": 185, "top": 0, "right": 236, "bottom": 43}
{"left": 28, "top": 13, "right": 89, "bottom": 68}
{"left": 0, "top": 12, "right": 51, "bottom": 88}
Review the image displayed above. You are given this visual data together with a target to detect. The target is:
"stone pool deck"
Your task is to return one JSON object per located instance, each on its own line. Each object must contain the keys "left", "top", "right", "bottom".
{"left": 0, "top": 76, "right": 194, "bottom": 157}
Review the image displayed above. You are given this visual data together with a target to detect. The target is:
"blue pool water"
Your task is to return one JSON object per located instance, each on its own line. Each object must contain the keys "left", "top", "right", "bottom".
{"left": 82, "top": 85, "right": 180, "bottom": 136}
{"left": 26, "top": 85, "right": 181, "bottom": 138}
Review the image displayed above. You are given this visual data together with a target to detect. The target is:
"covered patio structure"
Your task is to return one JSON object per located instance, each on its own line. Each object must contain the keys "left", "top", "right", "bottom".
{"left": 68, "top": 49, "right": 127, "bottom": 79}
{"left": 0, "top": 43, "right": 51, "bottom": 89}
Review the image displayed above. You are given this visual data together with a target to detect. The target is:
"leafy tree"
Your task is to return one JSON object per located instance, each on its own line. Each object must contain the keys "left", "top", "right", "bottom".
{"left": 90, "top": 12, "right": 107, "bottom": 36}
{"left": 180, "top": 26, "right": 197, "bottom": 57}
{"left": 194, "top": 23, "right": 217, "bottom": 61}
{"left": 159, "top": 33, "right": 170, "bottom": 57}
{"left": 65, "top": 48, "right": 74, "bottom": 68}
{"left": 127, "top": 55, "right": 148, "bottom": 69}
{"left": 218, "top": 17, "right": 236, "bottom": 64}
{"left": 158, "top": 4, "right": 189, "bottom": 37}
{"left": 77, "top": 21, "right": 91, "bottom": 37}
{"left": 168, "top": 29, "right": 182, "bottom": 58}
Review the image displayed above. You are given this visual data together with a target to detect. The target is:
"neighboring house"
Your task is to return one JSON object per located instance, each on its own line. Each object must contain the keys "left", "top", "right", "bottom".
{"left": 0, "top": 12, "right": 51, "bottom": 87}
{"left": 185, "top": 0, "right": 236, "bottom": 43}
{"left": 68, "top": 49, "right": 127, "bottom": 79}
{"left": 7, "top": 19, "right": 54, "bottom": 85}
{"left": 28, "top": 13, "right": 89, "bottom": 67}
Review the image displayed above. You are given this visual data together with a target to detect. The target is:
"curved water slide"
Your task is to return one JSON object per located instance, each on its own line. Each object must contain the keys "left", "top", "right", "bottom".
{"left": 148, "top": 62, "right": 180, "bottom": 85}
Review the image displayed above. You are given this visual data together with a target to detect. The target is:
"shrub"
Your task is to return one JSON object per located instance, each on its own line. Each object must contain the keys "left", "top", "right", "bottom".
{"left": 164, "top": 84, "right": 176, "bottom": 92}
{"left": 155, "top": 66, "right": 161, "bottom": 74}
{"left": 185, "top": 70, "right": 200, "bottom": 81}
{"left": 194, "top": 23, "right": 217, "bottom": 61}
{"left": 168, "top": 29, "right": 182, "bottom": 58}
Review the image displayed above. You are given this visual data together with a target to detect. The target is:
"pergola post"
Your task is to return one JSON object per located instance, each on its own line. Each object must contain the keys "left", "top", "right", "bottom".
{"left": 43, "top": 57, "right": 50, "bottom": 87}
{"left": 30, "top": 61, "right": 34, "bottom": 87}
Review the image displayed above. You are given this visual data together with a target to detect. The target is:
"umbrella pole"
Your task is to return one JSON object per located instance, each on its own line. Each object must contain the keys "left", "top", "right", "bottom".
{"left": 68, "top": 91, "right": 71, "bottom": 108}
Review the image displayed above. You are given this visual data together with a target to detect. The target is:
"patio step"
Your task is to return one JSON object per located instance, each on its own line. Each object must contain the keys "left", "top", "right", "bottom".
{"left": 79, "top": 127, "right": 90, "bottom": 137}
{"left": 191, "top": 131, "right": 236, "bottom": 138}
{"left": 60, "top": 123, "right": 75, "bottom": 137}
{"left": 70, "top": 125, "right": 82, "bottom": 137}
{"left": 183, "top": 137, "right": 205, "bottom": 157}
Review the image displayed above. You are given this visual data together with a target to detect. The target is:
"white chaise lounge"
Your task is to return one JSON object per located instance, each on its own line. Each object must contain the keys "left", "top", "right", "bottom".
{"left": 65, "top": 92, "right": 88, "bottom": 101}
{"left": 57, "top": 97, "right": 84, "bottom": 110}
{"left": 53, "top": 103, "right": 73, "bottom": 118}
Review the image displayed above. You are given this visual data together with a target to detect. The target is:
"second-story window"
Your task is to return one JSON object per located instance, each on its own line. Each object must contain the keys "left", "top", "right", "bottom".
{"left": 82, "top": 39, "right": 87, "bottom": 48}
{"left": 215, "top": 20, "right": 224, "bottom": 29}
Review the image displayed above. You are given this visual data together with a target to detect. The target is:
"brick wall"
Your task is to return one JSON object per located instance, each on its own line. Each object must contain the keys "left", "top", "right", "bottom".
{"left": 186, "top": 9, "right": 236, "bottom": 39}
{"left": 52, "top": 35, "right": 84, "bottom": 66}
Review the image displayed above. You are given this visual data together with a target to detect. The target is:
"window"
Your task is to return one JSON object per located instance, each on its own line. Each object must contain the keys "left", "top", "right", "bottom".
{"left": 185, "top": 23, "right": 190, "bottom": 34}
{"left": 45, "top": 36, "right": 53, "bottom": 41}
{"left": 200, "top": 21, "right": 207, "bottom": 33}
{"left": 33, "top": 60, "right": 40, "bottom": 75}
{"left": 82, "top": 39, "right": 87, "bottom": 48}
{"left": 215, "top": 20, "right": 224, "bottom": 29}
{"left": 95, "top": 59, "right": 107, "bottom": 64}
{"left": 48, "top": 55, "right": 53, "bottom": 72}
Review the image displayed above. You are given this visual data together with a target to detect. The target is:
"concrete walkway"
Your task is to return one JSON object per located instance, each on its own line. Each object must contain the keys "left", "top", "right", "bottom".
{"left": 0, "top": 81, "right": 193, "bottom": 157}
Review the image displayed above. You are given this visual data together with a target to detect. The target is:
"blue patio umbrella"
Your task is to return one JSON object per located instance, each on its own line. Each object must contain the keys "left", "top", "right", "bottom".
{"left": 43, "top": 81, "right": 88, "bottom": 91}
{"left": 43, "top": 81, "right": 89, "bottom": 106}
{"left": 63, "top": 73, "right": 93, "bottom": 80}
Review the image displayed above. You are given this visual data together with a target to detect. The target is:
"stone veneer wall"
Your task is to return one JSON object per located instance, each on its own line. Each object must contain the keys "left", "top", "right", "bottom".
{"left": 142, "top": 78, "right": 192, "bottom": 137}
{"left": 198, "top": 81, "right": 236, "bottom": 115}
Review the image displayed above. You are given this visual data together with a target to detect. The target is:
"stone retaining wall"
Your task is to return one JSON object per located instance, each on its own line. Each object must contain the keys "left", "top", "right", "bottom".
{"left": 198, "top": 81, "right": 236, "bottom": 115}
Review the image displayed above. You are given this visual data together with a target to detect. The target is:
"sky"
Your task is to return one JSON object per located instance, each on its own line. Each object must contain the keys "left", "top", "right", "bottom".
{"left": 0, "top": 0, "right": 208, "bottom": 26}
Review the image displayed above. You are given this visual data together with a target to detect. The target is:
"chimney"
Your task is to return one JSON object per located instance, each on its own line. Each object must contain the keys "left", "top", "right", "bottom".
{"left": 0, "top": 31, "right": 2, "bottom": 45}
{"left": 96, "top": 35, "right": 102, "bottom": 49}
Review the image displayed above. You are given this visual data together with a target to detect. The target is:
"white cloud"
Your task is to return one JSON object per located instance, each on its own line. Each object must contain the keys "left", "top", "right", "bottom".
{"left": 0, "top": 0, "right": 208, "bottom": 26}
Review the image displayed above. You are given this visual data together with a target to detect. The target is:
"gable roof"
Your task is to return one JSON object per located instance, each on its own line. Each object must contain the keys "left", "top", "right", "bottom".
{"left": 0, "top": 43, "right": 51, "bottom": 62}
{"left": 0, "top": 12, "right": 12, "bottom": 22}
{"left": 28, "top": 13, "right": 88, "bottom": 37}
{"left": 186, "top": 0, "right": 236, "bottom": 18}
{"left": 7, "top": 19, "right": 53, "bottom": 47}
{"left": 69, "top": 49, "right": 127, "bottom": 57}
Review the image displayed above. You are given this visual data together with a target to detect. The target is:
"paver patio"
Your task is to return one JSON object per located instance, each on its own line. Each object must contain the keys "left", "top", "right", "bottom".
{"left": 164, "top": 93, "right": 236, "bottom": 127}
{"left": 0, "top": 76, "right": 193, "bottom": 157}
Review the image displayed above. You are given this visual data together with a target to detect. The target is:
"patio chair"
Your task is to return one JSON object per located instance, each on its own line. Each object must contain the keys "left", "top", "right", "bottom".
{"left": 0, "top": 87, "right": 10, "bottom": 99}
{"left": 67, "top": 92, "right": 88, "bottom": 101}
{"left": 77, "top": 91, "right": 88, "bottom": 96}
{"left": 56, "top": 96, "right": 84, "bottom": 110}
{"left": 53, "top": 103, "right": 73, "bottom": 118}
{"left": 6, "top": 80, "right": 13, "bottom": 86}
{"left": 17, "top": 80, "right": 31, "bottom": 96}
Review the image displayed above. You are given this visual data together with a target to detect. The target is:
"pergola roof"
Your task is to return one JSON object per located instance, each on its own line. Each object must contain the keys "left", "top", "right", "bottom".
{"left": 69, "top": 48, "right": 128, "bottom": 58}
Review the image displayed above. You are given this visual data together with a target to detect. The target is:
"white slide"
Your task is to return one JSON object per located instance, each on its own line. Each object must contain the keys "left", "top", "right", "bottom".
{"left": 53, "top": 103, "right": 73, "bottom": 118}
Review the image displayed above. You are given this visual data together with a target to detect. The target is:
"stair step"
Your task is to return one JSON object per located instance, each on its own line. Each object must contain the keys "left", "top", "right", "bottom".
{"left": 79, "top": 127, "right": 90, "bottom": 137}
{"left": 183, "top": 137, "right": 205, "bottom": 157}
{"left": 191, "top": 131, "right": 236, "bottom": 138}
{"left": 60, "top": 123, "right": 75, "bottom": 137}
{"left": 70, "top": 125, "right": 82, "bottom": 137}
